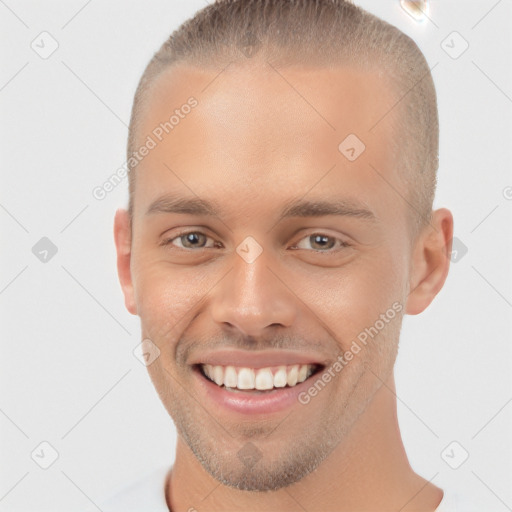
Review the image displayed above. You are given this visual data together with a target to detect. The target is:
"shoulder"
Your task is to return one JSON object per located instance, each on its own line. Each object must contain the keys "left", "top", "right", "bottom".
{"left": 92, "top": 465, "right": 171, "bottom": 512}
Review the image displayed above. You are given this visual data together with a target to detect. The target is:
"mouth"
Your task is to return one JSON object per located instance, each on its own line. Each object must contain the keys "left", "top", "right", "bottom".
{"left": 196, "top": 363, "right": 322, "bottom": 392}
{"left": 192, "top": 358, "right": 326, "bottom": 415}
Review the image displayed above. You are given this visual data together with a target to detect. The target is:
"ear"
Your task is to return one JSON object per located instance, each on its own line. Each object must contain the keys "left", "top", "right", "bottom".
{"left": 113, "top": 209, "right": 137, "bottom": 315}
{"left": 405, "top": 208, "right": 454, "bottom": 315}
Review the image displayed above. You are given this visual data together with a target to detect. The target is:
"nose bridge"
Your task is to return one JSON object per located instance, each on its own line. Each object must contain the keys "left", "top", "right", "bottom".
{"left": 210, "top": 243, "right": 296, "bottom": 335}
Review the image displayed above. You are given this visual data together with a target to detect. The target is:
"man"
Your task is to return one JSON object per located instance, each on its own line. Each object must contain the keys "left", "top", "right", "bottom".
{"left": 110, "top": 0, "right": 457, "bottom": 510}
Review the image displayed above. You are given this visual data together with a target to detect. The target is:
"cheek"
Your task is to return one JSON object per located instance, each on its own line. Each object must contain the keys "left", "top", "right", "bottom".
{"left": 295, "top": 249, "right": 406, "bottom": 351}
{"left": 133, "top": 260, "right": 207, "bottom": 346}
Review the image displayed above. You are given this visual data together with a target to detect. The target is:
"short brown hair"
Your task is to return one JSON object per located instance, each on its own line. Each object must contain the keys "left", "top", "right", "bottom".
{"left": 127, "top": 0, "right": 438, "bottom": 239}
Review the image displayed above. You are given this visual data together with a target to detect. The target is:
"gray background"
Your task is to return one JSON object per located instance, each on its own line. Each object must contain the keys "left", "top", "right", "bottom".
{"left": 1, "top": 0, "right": 511, "bottom": 510}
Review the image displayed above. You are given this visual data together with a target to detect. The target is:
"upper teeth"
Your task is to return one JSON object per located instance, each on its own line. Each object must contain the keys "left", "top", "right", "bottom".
{"left": 201, "top": 364, "right": 315, "bottom": 390}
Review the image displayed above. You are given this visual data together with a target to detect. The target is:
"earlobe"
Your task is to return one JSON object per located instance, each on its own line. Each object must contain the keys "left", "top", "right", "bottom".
{"left": 113, "top": 209, "right": 137, "bottom": 315}
{"left": 405, "top": 208, "right": 454, "bottom": 315}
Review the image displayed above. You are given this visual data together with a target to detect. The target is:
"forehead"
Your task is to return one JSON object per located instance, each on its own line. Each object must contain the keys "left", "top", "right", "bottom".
{"left": 133, "top": 61, "right": 404, "bottom": 227}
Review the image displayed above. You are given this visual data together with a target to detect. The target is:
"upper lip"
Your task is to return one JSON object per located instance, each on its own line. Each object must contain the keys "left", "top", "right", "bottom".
{"left": 190, "top": 349, "right": 328, "bottom": 369}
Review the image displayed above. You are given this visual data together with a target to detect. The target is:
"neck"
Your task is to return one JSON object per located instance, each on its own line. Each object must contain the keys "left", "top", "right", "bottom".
{"left": 167, "top": 373, "right": 443, "bottom": 512}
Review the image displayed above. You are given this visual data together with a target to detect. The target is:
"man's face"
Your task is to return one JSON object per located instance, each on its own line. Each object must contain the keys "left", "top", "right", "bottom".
{"left": 126, "top": 61, "right": 413, "bottom": 490}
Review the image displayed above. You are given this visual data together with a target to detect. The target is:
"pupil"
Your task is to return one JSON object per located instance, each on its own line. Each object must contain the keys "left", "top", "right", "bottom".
{"left": 312, "top": 234, "right": 334, "bottom": 249}
{"left": 184, "top": 233, "right": 204, "bottom": 247}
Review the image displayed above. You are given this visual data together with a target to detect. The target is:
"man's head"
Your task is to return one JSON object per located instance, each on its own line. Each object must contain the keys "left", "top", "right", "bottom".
{"left": 115, "top": 0, "right": 453, "bottom": 493}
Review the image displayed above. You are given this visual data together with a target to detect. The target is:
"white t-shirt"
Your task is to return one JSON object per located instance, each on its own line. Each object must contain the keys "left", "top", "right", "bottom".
{"left": 94, "top": 465, "right": 460, "bottom": 511}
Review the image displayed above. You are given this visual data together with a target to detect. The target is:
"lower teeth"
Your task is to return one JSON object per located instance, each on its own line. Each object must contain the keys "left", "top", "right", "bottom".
{"left": 224, "top": 386, "right": 276, "bottom": 393}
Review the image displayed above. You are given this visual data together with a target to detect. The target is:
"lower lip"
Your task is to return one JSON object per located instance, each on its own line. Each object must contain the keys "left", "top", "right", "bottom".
{"left": 194, "top": 367, "right": 318, "bottom": 415}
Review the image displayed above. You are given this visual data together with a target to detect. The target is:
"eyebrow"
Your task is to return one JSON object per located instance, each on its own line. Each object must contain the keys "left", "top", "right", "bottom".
{"left": 146, "top": 194, "right": 377, "bottom": 222}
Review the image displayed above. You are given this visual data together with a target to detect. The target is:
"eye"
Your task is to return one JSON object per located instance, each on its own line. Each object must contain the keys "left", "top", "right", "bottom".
{"left": 290, "top": 233, "right": 351, "bottom": 252}
{"left": 161, "top": 230, "right": 221, "bottom": 250}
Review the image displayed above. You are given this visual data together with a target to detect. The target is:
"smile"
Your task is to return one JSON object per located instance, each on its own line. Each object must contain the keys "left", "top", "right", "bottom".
{"left": 190, "top": 350, "right": 327, "bottom": 414}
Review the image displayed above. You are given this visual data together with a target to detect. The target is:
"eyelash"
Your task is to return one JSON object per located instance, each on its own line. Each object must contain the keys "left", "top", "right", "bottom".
{"left": 160, "top": 230, "right": 351, "bottom": 253}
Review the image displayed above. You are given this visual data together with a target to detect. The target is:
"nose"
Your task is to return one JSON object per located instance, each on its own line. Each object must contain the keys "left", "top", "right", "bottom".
{"left": 210, "top": 247, "right": 297, "bottom": 337}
